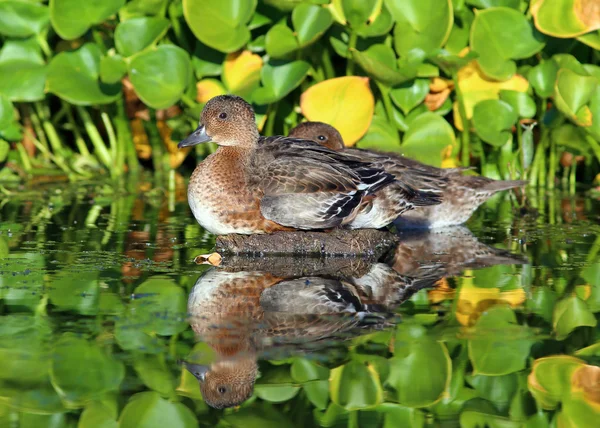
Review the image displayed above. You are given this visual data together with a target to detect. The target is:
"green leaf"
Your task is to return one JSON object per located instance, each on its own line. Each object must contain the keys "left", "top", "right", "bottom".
{"left": 0, "top": 252, "right": 45, "bottom": 309}
{"left": 445, "top": 7, "right": 475, "bottom": 54}
{"left": 182, "top": 0, "right": 256, "bottom": 53}
{"left": 386, "top": 0, "right": 454, "bottom": 57}
{"left": 472, "top": 99, "right": 518, "bottom": 146}
{"left": 528, "top": 60, "right": 558, "bottom": 98}
{"left": 291, "top": 358, "right": 329, "bottom": 382}
{"left": 265, "top": 24, "right": 299, "bottom": 58}
{"left": 357, "top": 113, "right": 400, "bottom": 151}
{"left": 467, "top": 374, "right": 518, "bottom": 413}
{"left": 468, "top": 306, "right": 533, "bottom": 375}
{"left": 0, "top": 139, "right": 8, "bottom": 163}
{"left": 0, "top": 0, "right": 49, "bottom": 37}
{"left": 0, "top": 94, "right": 14, "bottom": 129}
{"left": 128, "top": 45, "right": 191, "bottom": 109}
{"left": 0, "top": 39, "right": 46, "bottom": 102}
{"left": 79, "top": 401, "right": 118, "bottom": 428}
{"left": 133, "top": 354, "right": 177, "bottom": 398}
{"left": 470, "top": 7, "right": 545, "bottom": 80}
{"left": 118, "top": 391, "right": 198, "bottom": 428}
{"left": 466, "top": 0, "right": 520, "bottom": 8}
{"left": 552, "top": 296, "right": 597, "bottom": 340}
{"left": 390, "top": 79, "right": 430, "bottom": 115}
{"left": 553, "top": 68, "right": 598, "bottom": 127}
{"left": 114, "top": 17, "right": 170, "bottom": 57}
{"left": 48, "top": 269, "right": 100, "bottom": 315}
{"left": 499, "top": 90, "right": 536, "bottom": 118}
{"left": 50, "top": 333, "right": 125, "bottom": 406}
{"left": 531, "top": 0, "right": 600, "bottom": 38}
{"left": 387, "top": 324, "right": 451, "bottom": 408}
{"left": 255, "top": 385, "right": 301, "bottom": 402}
{"left": 47, "top": 44, "right": 121, "bottom": 105}
{"left": 351, "top": 44, "right": 418, "bottom": 86}
{"left": 100, "top": 54, "right": 127, "bottom": 84}
{"left": 330, "top": 360, "right": 383, "bottom": 410}
{"left": 50, "top": 0, "right": 125, "bottom": 40}
{"left": 253, "top": 60, "right": 310, "bottom": 104}
{"left": 376, "top": 403, "right": 426, "bottom": 428}
{"left": 191, "top": 41, "right": 225, "bottom": 79}
{"left": 292, "top": 4, "right": 333, "bottom": 47}
{"left": 341, "top": 0, "right": 378, "bottom": 29}
{"left": 401, "top": 112, "right": 456, "bottom": 166}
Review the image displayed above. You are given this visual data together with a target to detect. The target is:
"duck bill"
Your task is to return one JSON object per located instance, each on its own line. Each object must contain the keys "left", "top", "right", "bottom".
{"left": 178, "top": 124, "right": 211, "bottom": 148}
{"left": 184, "top": 362, "right": 210, "bottom": 382}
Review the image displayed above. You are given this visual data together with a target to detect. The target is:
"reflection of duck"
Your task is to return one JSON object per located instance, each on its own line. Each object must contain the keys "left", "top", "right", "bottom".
{"left": 184, "top": 258, "right": 440, "bottom": 409}
{"left": 289, "top": 121, "right": 527, "bottom": 228}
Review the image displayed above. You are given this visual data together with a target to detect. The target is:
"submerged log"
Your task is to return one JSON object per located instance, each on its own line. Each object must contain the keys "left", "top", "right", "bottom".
{"left": 215, "top": 229, "right": 398, "bottom": 258}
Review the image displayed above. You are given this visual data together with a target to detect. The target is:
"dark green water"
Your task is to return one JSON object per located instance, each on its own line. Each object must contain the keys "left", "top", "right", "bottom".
{"left": 0, "top": 183, "right": 599, "bottom": 427}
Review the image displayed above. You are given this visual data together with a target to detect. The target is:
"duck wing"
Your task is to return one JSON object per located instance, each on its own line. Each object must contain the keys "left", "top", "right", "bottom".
{"left": 252, "top": 138, "right": 395, "bottom": 229}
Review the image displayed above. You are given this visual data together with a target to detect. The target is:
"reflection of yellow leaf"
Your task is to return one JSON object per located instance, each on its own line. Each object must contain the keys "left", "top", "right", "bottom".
{"left": 454, "top": 58, "right": 529, "bottom": 130}
{"left": 300, "top": 76, "right": 375, "bottom": 146}
{"left": 196, "top": 79, "right": 226, "bottom": 103}
{"left": 131, "top": 119, "right": 151, "bottom": 160}
{"left": 222, "top": 50, "right": 262, "bottom": 98}
{"left": 456, "top": 283, "right": 526, "bottom": 326}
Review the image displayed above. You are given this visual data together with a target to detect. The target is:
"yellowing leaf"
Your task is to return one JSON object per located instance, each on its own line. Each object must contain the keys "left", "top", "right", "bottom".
{"left": 300, "top": 76, "right": 374, "bottom": 146}
{"left": 532, "top": 0, "right": 600, "bottom": 38}
{"left": 222, "top": 50, "right": 262, "bottom": 98}
{"left": 456, "top": 282, "right": 526, "bottom": 326}
{"left": 196, "top": 79, "right": 226, "bottom": 104}
{"left": 453, "top": 59, "right": 529, "bottom": 130}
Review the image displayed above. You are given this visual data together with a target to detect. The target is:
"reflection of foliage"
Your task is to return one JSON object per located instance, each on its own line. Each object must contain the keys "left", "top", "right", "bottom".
{"left": 0, "top": 0, "right": 599, "bottom": 191}
{"left": 0, "top": 189, "right": 599, "bottom": 426}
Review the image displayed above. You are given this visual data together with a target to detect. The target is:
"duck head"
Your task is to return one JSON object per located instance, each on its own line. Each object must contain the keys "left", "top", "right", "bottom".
{"left": 179, "top": 95, "right": 259, "bottom": 149}
{"left": 288, "top": 121, "right": 345, "bottom": 151}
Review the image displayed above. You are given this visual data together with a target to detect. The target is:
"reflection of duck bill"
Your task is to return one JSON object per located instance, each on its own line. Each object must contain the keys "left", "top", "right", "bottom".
{"left": 183, "top": 362, "right": 209, "bottom": 382}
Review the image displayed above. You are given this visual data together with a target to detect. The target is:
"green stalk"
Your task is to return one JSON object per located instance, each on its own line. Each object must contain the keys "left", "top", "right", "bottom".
{"left": 115, "top": 97, "right": 139, "bottom": 176}
{"left": 345, "top": 31, "right": 357, "bottom": 75}
{"left": 168, "top": 169, "right": 176, "bottom": 213}
{"left": 36, "top": 33, "right": 52, "bottom": 59}
{"left": 147, "top": 110, "right": 165, "bottom": 185}
{"left": 265, "top": 102, "right": 278, "bottom": 136}
{"left": 321, "top": 47, "right": 335, "bottom": 80}
{"left": 34, "top": 102, "right": 63, "bottom": 155}
{"left": 168, "top": 2, "right": 191, "bottom": 52}
{"left": 516, "top": 120, "right": 524, "bottom": 173}
{"left": 376, "top": 82, "right": 394, "bottom": 123}
{"left": 101, "top": 111, "right": 118, "bottom": 164}
{"left": 547, "top": 135, "right": 556, "bottom": 190}
{"left": 181, "top": 94, "right": 198, "bottom": 109}
{"left": 584, "top": 134, "right": 600, "bottom": 165}
{"left": 76, "top": 106, "right": 113, "bottom": 170}
{"left": 15, "top": 142, "right": 32, "bottom": 172}
{"left": 569, "top": 162, "right": 576, "bottom": 195}
{"left": 26, "top": 104, "right": 50, "bottom": 157}
{"left": 452, "top": 71, "right": 471, "bottom": 167}
{"left": 64, "top": 103, "right": 91, "bottom": 157}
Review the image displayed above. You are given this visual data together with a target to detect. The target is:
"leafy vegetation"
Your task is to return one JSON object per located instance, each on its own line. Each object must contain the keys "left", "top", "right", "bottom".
{"left": 0, "top": 0, "right": 599, "bottom": 193}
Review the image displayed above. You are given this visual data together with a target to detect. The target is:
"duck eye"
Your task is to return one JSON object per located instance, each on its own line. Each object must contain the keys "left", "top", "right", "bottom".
{"left": 218, "top": 112, "right": 227, "bottom": 120}
{"left": 317, "top": 135, "right": 327, "bottom": 141}
{"left": 218, "top": 386, "right": 227, "bottom": 394}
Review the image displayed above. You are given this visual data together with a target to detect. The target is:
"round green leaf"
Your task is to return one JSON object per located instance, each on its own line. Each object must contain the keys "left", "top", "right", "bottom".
{"left": 119, "top": 392, "right": 198, "bottom": 428}
{"left": 253, "top": 60, "right": 310, "bottom": 105}
{"left": 470, "top": 7, "right": 545, "bottom": 80}
{"left": 50, "top": 0, "right": 125, "bottom": 40}
{"left": 341, "top": 0, "right": 378, "bottom": 29}
{"left": 133, "top": 355, "right": 177, "bottom": 398}
{"left": 48, "top": 269, "right": 100, "bottom": 315}
{"left": 401, "top": 112, "right": 456, "bottom": 166}
{"left": 47, "top": 43, "right": 121, "bottom": 105}
{"left": 291, "top": 358, "right": 329, "bottom": 382}
{"left": 528, "top": 60, "right": 558, "bottom": 98}
{"left": 552, "top": 296, "right": 598, "bottom": 340}
{"left": 388, "top": 325, "right": 451, "bottom": 408}
{"left": 182, "top": 0, "right": 256, "bottom": 53}
{"left": 390, "top": 78, "right": 430, "bottom": 115}
{"left": 265, "top": 24, "right": 299, "bottom": 58}
{"left": 351, "top": 44, "right": 417, "bottom": 87}
{"left": 330, "top": 360, "right": 384, "bottom": 410}
{"left": 50, "top": 333, "right": 125, "bottom": 406}
{"left": 466, "top": 0, "right": 520, "bottom": 8}
{"left": 128, "top": 45, "right": 191, "bottom": 109}
{"left": 472, "top": 99, "right": 518, "bottom": 146}
{"left": 255, "top": 385, "right": 301, "bottom": 402}
{"left": 191, "top": 41, "right": 225, "bottom": 79}
{"left": 386, "top": 0, "right": 453, "bottom": 57}
{"left": 357, "top": 113, "right": 401, "bottom": 151}
{"left": 292, "top": 4, "right": 333, "bottom": 47}
{"left": 0, "top": 95, "right": 14, "bottom": 129}
{"left": 0, "top": 1, "right": 49, "bottom": 37}
{"left": 499, "top": 90, "right": 536, "bottom": 118}
{"left": 100, "top": 54, "right": 127, "bottom": 84}
{"left": 115, "top": 17, "right": 170, "bottom": 57}
{"left": 532, "top": 0, "right": 600, "bottom": 38}
{"left": 553, "top": 68, "right": 597, "bottom": 126}
{"left": 356, "top": 3, "right": 394, "bottom": 38}
{"left": 79, "top": 402, "right": 118, "bottom": 428}
{"left": 0, "top": 39, "right": 46, "bottom": 102}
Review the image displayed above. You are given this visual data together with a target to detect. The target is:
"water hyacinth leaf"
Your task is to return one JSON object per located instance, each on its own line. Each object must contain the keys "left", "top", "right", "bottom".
{"left": 499, "top": 90, "right": 536, "bottom": 118}
{"left": 351, "top": 44, "right": 418, "bottom": 87}
{"left": 292, "top": 4, "right": 333, "bottom": 47}
{"left": 0, "top": 1, "right": 50, "bottom": 37}
{"left": 222, "top": 50, "right": 262, "bottom": 99}
{"left": 0, "top": 95, "right": 14, "bottom": 129}
{"left": 100, "top": 55, "right": 127, "bottom": 84}
{"left": 467, "top": 374, "right": 518, "bottom": 412}
{"left": 300, "top": 76, "right": 374, "bottom": 145}
{"left": 386, "top": 0, "right": 453, "bottom": 57}
{"left": 578, "top": 30, "right": 600, "bottom": 49}
{"left": 182, "top": 0, "right": 256, "bottom": 53}
{"left": 222, "top": 401, "right": 292, "bottom": 427}
{"left": 119, "top": 391, "right": 198, "bottom": 428}
{"left": 401, "top": 112, "right": 455, "bottom": 166}
{"left": 472, "top": 99, "right": 517, "bottom": 146}
{"left": 468, "top": 306, "right": 533, "bottom": 375}
{"left": 470, "top": 7, "right": 545, "bottom": 81}
{"left": 445, "top": 6, "right": 475, "bottom": 54}
{"left": 0, "top": 381, "right": 65, "bottom": 414}
{"left": 50, "top": 0, "right": 125, "bottom": 40}
{"left": 466, "top": 0, "right": 521, "bottom": 8}
{"left": 50, "top": 333, "right": 125, "bottom": 406}
{"left": 265, "top": 24, "right": 299, "bottom": 58}
{"left": 133, "top": 354, "right": 177, "bottom": 398}
{"left": 47, "top": 44, "right": 121, "bottom": 105}
{"left": 376, "top": 403, "right": 426, "bottom": 428}
{"left": 356, "top": 2, "right": 395, "bottom": 37}
{"left": 255, "top": 385, "right": 301, "bottom": 402}
{"left": 552, "top": 296, "right": 597, "bottom": 340}
{"left": 531, "top": 0, "right": 600, "bottom": 38}
{"left": 357, "top": 113, "right": 401, "bottom": 151}
{"left": 528, "top": 60, "right": 559, "bottom": 98}
{"left": 48, "top": 269, "right": 100, "bottom": 315}
{"left": 0, "top": 39, "right": 47, "bottom": 102}
{"left": 114, "top": 17, "right": 170, "bottom": 57}
{"left": 79, "top": 401, "right": 118, "bottom": 428}
{"left": 388, "top": 324, "right": 451, "bottom": 408}
{"left": 128, "top": 45, "right": 191, "bottom": 109}
{"left": 0, "top": 252, "right": 45, "bottom": 308}
{"left": 553, "top": 68, "right": 597, "bottom": 127}
{"left": 527, "top": 355, "right": 584, "bottom": 409}
{"left": 191, "top": 41, "right": 225, "bottom": 79}
{"left": 253, "top": 60, "right": 310, "bottom": 105}
{"left": 291, "top": 358, "right": 329, "bottom": 382}
{"left": 330, "top": 360, "right": 384, "bottom": 410}
{"left": 340, "top": 0, "right": 378, "bottom": 29}
{"left": 390, "top": 79, "right": 430, "bottom": 115}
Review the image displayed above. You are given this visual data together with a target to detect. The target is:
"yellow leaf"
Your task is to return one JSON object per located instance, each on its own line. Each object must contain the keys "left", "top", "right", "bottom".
{"left": 300, "top": 76, "right": 375, "bottom": 146}
{"left": 222, "top": 50, "right": 262, "bottom": 98}
{"left": 456, "top": 283, "right": 526, "bottom": 326}
{"left": 531, "top": 0, "right": 600, "bottom": 38}
{"left": 196, "top": 79, "right": 226, "bottom": 104}
{"left": 453, "top": 58, "right": 529, "bottom": 130}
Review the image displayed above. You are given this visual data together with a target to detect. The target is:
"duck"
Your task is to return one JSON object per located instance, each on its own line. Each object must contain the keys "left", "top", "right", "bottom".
{"left": 288, "top": 121, "right": 528, "bottom": 228}
{"left": 178, "top": 95, "right": 442, "bottom": 234}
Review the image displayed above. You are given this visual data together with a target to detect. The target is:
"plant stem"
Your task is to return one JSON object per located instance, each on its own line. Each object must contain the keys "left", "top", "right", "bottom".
{"left": 346, "top": 31, "right": 357, "bottom": 76}
{"left": 547, "top": 134, "right": 556, "bottom": 190}
{"left": 321, "top": 47, "right": 335, "bottom": 80}
{"left": 101, "top": 111, "right": 118, "bottom": 164}
{"left": 452, "top": 71, "right": 470, "bottom": 167}
{"left": 516, "top": 120, "right": 524, "bottom": 174}
{"left": 76, "top": 106, "right": 113, "bottom": 170}
{"left": 15, "top": 142, "right": 32, "bottom": 172}
{"left": 584, "top": 134, "right": 600, "bottom": 165}
{"left": 33, "top": 102, "right": 63, "bottom": 155}
{"left": 168, "top": 1, "right": 191, "bottom": 52}
{"left": 569, "top": 162, "right": 576, "bottom": 195}
{"left": 265, "top": 102, "right": 278, "bottom": 136}
{"left": 147, "top": 110, "right": 165, "bottom": 185}
{"left": 376, "top": 82, "right": 394, "bottom": 122}
{"left": 115, "top": 97, "right": 139, "bottom": 176}
{"left": 64, "top": 103, "right": 91, "bottom": 157}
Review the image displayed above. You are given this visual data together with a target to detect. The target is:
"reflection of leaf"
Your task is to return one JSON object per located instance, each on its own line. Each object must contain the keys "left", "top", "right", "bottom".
{"left": 330, "top": 360, "right": 383, "bottom": 410}
{"left": 552, "top": 295, "right": 597, "bottom": 340}
{"left": 119, "top": 391, "right": 198, "bottom": 428}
